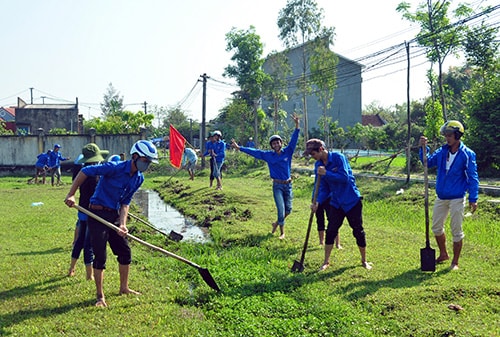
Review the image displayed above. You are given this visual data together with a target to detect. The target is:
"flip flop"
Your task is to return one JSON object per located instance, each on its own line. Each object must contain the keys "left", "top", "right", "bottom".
{"left": 95, "top": 298, "right": 107, "bottom": 307}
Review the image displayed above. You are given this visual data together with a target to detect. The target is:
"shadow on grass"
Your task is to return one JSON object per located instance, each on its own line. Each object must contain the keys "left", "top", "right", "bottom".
{"left": 221, "top": 265, "right": 355, "bottom": 298}
{"left": 0, "top": 275, "right": 67, "bottom": 302}
{"left": 13, "top": 247, "right": 64, "bottom": 256}
{"left": 337, "top": 267, "right": 450, "bottom": 301}
{"left": 0, "top": 299, "right": 92, "bottom": 335}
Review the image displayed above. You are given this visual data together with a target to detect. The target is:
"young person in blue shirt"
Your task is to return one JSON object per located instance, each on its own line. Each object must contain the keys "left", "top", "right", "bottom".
{"left": 33, "top": 150, "right": 51, "bottom": 184}
{"left": 48, "top": 144, "right": 70, "bottom": 186}
{"left": 231, "top": 113, "right": 300, "bottom": 239}
{"left": 304, "top": 138, "right": 372, "bottom": 271}
{"left": 419, "top": 120, "right": 479, "bottom": 271}
{"left": 64, "top": 140, "right": 158, "bottom": 307}
{"left": 68, "top": 144, "right": 109, "bottom": 280}
{"left": 211, "top": 130, "right": 226, "bottom": 190}
{"left": 182, "top": 147, "right": 198, "bottom": 180}
{"left": 203, "top": 132, "right": 216, "bottom": 187}
{"left": 245, "top": 137, "right": 256, "bottom": 148}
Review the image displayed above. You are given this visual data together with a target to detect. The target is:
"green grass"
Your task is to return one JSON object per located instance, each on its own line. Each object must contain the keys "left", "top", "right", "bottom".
{"left": 0, "top": 161, "right": 499, "bottom": 336}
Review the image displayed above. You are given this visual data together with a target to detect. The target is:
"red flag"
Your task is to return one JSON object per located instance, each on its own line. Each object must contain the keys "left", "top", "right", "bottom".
{"left": 169, "top": 124, "right": 186, "bottom": 169}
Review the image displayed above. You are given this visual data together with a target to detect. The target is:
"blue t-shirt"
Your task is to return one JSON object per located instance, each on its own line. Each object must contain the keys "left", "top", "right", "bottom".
{"left": 314, "top": 151, "right": 361, "bottom": 212}
{"left": 82, "top": 160, "right": 144, "bottom": 210}
{"left": 239, "top": 128, "right": 300, "bottom": 181}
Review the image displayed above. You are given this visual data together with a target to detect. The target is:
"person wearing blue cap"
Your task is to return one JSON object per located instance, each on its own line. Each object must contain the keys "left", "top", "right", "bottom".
{"left": 64, "top": 140, "right": 158, "bottom": 307}
{"left": 48, "top": 144, "right": 70, "bottom": 186}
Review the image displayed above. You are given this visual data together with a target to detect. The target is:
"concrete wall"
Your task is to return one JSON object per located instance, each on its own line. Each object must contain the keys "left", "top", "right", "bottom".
{"left": 0, "top": 130, "right": 146, "bottom": 175}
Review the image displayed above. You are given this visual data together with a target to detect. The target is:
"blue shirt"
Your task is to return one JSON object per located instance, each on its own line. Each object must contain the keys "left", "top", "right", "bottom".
{"left": 182, "top": 148, "right": 198, "bottom": 165}
{"left": 212, "top": 140, "right": 226, "bottom": 163}
{"left": 239, "top": 128, "right": 300, "bottom": 181}
{"left": 82, "top": 160, "right": 144, "bottom": 210}
{"left": 48, "top": 150, "right": 68, "bottom": 168}
{"left": 314, "top": 151, "right": 361, "bottom": 212}
{"left": 246, "top": 141, "right": 256, "bottom": 148}
{"left": 203, "top": 141, "right": 215, "bottom": 157}
{"left": 35, "top": 152, "right": 50, "bottom": 168}
{"left": 420, "top": 141, "right": 479, "bottom": 202}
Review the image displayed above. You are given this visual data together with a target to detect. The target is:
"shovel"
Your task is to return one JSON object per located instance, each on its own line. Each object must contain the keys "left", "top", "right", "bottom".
{"left": 291, "top": 175, "right": 321, "bottom": 272}
{"left": 129, "top": 212, "right": 184, "bottom": 242}
{"left": 73, "top": 205, "right": 220, "bottom": 291}
{"left": 420, "top": 144, "right": 436, "bottom": 272}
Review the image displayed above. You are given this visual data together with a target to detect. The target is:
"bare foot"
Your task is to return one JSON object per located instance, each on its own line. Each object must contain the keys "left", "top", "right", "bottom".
{"left": 95, "top": 297, "right": 107, "bottom": 307}
{"left": 450, "top": 263, "right": 459, "bottom": 271}
{"left": 436, "top": 255, "right": 450, "bottom": 264}
{"left": 119, "top": 288, "right": 141, "bottom": 295}
{"left": 319, "top": 263, "right": 330, "bottom": 271}
{"left": 271, "top": 222, "right": 278, "bottom": 234}
{"left": 362, "top": 261, "right": 373, "bottom": 270}
{"left": 336, "top": 244, "right": 343, "bottom": 250}
{"left": 67, "top": 268, "right": 75, "bottom": 277}
{"left": 279, "top": 234, "right": 285, "bottom": 240}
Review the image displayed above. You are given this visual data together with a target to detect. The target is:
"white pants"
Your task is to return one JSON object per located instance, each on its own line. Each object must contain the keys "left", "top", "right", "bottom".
{"left": 432, "top": 197, "right": 466, "bottom": 242}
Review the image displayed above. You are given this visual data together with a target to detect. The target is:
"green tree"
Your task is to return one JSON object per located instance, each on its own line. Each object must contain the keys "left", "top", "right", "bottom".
{"left": 100, "top": 83, "right": 124, "bottom": 117}
{"left": 0, "top": 120, "right": 14, "bottom": 135}
{"left": 263, "top": 51, "right": 292, "bottom": 133}
{"left": 83, "top": 110, "right": 153, "bottom": 134}
{"left": 463, "top": 71, "right": 500, "bottom": 176}
{"left": 310, "top": 36, "right": 338, "bottom": 147}
{"left": 224, "top": 26, "right": 269, "bottom": 149}
{"left": 397, "top": 0, "right": 472, "bottom": 121}
{"left": 277, "top": 0, "right": 333, "bottom": 142}
{"left": 463, "top": 21, "right": 500, "bottom": 80}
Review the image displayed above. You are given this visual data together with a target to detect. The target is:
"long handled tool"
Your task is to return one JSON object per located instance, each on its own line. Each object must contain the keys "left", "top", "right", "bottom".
{"left": 291, "top": 175, "right": 321, "bottom": 272}
{"left": 128, "top": 212, "right": 184, "bottom": 242}
{"left": 74, "top": 205, "right": 220, "bottom": 291}
{"left": 420, "top": 144, "right": 436, "bottom": 272}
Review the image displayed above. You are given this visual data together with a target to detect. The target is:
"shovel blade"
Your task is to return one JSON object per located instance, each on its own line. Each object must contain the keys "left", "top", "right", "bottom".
{"left": 169, "top": 230, "right": 184, "bottom": 242}
{"left": 198, "top": 268, "right": 220, "bottom": 292}
{"left": 420, "top": 247, "right": 436, "bottom": 272}
{"left": 291, "top": 260, "right": 304, "bottom": 273}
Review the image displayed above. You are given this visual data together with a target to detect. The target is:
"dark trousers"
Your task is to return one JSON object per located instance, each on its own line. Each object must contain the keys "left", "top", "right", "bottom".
{"left": 87, "top": 209, "right": 131, "bottom": 270}
{"left": 325, "top": 200, "right": 366, "bottom": 247}
{"left": 316, "top": 199, "right": 330, "bottom": 232}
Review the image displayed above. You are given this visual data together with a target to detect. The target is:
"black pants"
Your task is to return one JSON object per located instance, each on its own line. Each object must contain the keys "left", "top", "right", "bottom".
{"left": 325, "top": 200, "right": 366, "bottom": 247}
{"left": 87, "top": 209, "right": 132, "bottom": 269}
{"left": 316, "top": 199, "right": 330, "bottom": 231}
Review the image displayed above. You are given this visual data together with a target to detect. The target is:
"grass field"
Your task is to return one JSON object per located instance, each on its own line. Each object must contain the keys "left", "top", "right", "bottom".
{"left": 0, "top": 157, "right": 499, "bottom": 336}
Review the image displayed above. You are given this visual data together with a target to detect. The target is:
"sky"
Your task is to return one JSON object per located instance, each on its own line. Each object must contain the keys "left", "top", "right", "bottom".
{"left": 0, "top": 0, "right": 497, "bottom": 123}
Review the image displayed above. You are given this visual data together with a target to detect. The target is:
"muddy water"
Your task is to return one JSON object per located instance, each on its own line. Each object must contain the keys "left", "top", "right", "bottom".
{"left": 133, "top": 189, "right": 210, "bottom": 243}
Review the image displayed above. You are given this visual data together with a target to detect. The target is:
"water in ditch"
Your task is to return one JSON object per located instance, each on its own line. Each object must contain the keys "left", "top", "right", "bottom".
{"left": 133, "top": 189, "right": 210, "bottom": 243}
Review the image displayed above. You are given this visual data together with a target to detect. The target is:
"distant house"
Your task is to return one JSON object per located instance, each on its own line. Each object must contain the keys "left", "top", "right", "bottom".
{"left": 0, "top": 106, "right": 16, "bottom": 132}
{"left": 14, "top": 97, "right": 82, "bottom": 134}
{"left": 262, "top": 40, "right": 363, "bottom": 133}
{"left": 361, "top": 114, "right": 386, "bottom": 127}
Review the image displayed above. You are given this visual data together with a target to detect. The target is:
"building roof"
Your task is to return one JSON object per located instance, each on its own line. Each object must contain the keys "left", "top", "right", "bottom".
{"left": 0, "top": 107, "right": 15, "bottom": 121}
{"left": 362, "top": 114, "right": 386, "bottom": 127}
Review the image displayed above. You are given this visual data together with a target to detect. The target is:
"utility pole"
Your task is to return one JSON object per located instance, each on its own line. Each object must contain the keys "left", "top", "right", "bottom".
{"left": 405, "top": 41, "right": 411, "bottom": 185}
{"left": 41, "top": 96, "right": 46, "bottom": 104}
{"left": 143, "top": 101, "right": 147, "bottom": 114}
{"left": 199, "top": 73, "right": 209, "bottom": 168}
{"left": 30, "top": 87, "right": 34, "bottom": 104}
